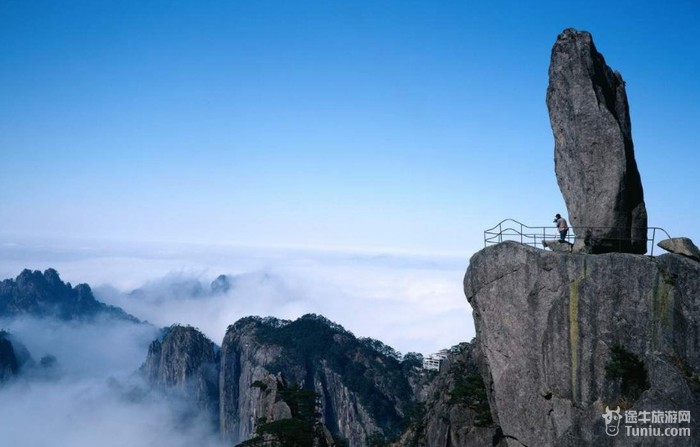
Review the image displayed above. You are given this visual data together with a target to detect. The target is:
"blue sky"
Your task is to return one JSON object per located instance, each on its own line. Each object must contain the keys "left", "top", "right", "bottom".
{"left": 3, "top": 6, "right": 700, "bottom": 440}
{"left": 1, "top": 0, "right": 699, "bottom": 255}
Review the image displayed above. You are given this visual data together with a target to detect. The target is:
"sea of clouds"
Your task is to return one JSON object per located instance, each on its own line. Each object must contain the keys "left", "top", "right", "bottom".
{"left": 0, "top": 315, "right": 225, "bottom": 447}
{"left": 0, "top": 238, "right": 476, "bottom": 354}
{"left": 0, "top": 238, "right": 475, "bottom": 446}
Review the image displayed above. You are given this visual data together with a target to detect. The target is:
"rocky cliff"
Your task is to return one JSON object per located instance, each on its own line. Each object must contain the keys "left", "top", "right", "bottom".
{"left": 391, "top": 342, "right": 500, "bottom": 447}
{"left": 218, "top": 317, "right": 293, "bottom": 443}
{"left": 470, "top": 28, "right": 698, "bottom": 445}
{"left": 0, "top": 269, "right": 138, "bottom": 322}
{"left": 465, "top": 241, "right": 700, "bottom": 446}
{"left": 145, "top": 314, "right": 499, "bottom": 447}
{"left": 143, "top": 325, "right": 220, "bottom": 425}
{"left": 220, "top": 314, "right": 417, "bottom": 446}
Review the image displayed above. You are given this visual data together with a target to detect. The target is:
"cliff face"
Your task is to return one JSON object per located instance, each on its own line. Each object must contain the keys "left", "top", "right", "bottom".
{"left": 142, "top": 314, "right": 500, "bottom": 446}
{"left": 0, "top": 269, "right": 138, "bottom": 322}
{"left": 219, "top": 318, "right": 293, "bottom": 443}
{"left": 143, "top": 325, "right": 219, "bottom": 425}
{"left": 143, "top": 314, "right": 442, "bottom": 446}
{"left": 464, "top": 242, "right": 700, "bottom": 446}
{"left": 220, "top": 315, "right": 416, "bottom": 447}
{"left": 391, "top": 342, "right": 500, "bottom": 447}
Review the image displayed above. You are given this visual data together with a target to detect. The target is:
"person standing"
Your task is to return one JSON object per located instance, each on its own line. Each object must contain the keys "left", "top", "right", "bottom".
{"left": 554, "top": 214, "right": 569, "bottom": 242}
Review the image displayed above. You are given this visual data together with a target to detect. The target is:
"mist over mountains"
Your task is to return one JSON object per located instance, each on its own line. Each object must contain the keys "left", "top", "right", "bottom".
{"left": 0, "top": 271, "right": 225, "bottom": 446}
{"left": 0, "top": 240, "right": 472, "bottom": 356}
{"left": 0, "top": 267, "right": 486, "bottom": 446}
{"left": 0, "top": 268, "right": 226, "bottom": 445}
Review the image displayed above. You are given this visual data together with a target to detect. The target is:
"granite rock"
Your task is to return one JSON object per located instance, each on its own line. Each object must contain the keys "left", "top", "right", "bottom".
{"left": 464, "top": 241, "right": 700, "bottom": 446}
{"left": 657, "top": 237, "right": 700, "bottom": 262}
{"left": 547, "top": 28, "right": 647, "bottom": 254}
{"left": 143, "top": 325, "right": 219, "bottom": 426}
{"left": 542, "top": 239, "right": 574, "bottom": 253}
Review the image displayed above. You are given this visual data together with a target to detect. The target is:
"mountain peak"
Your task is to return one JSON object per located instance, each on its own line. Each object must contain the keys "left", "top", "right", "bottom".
{"left": 0, "top": 269, "right": 139, "bottom": 322}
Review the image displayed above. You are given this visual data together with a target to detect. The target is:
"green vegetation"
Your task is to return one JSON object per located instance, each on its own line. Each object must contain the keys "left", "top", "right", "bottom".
{"left": 254, "top": 419, "right": 314, "bottom": 446}
{"left": 251, "top": 380, "right": 269, "bottom": 392}
{"left": 278, "top": 383, "right": 321, "bottom": 423}
{"left": 399, "top": 402, "right": 427, "bottom": 447}
{"left": 605, "top": 345, "right": 650, "bottom": 405}
{"left": 398, "top": 345, "right": 494, "bottom": 446}
{"left": 367, "top": 432, "right": 391, "bottom": 447}
{"left": 0, "top": 332, "right": 19, "bottom": 376}
{"left": 448, "top": 361, "right": 493, "bottom": 427}
{"left": 359, "top": 337, "right": 402, "bottom": 361}
{"left": 243, "top": 314, "right": 415, "bottom": 439}
{"left": 332, "top": 436, "right": 348, "bottom": 447}
{"left": 401, "top": 352, "right": 424, "bottom": 371}
{"left": 238, "top": 380, "right": 329, "bottom": 447}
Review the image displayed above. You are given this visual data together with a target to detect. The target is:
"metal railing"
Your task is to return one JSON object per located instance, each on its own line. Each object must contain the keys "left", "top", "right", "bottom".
{"left": 484, "top": 219, "right": 672, "bottom": 256}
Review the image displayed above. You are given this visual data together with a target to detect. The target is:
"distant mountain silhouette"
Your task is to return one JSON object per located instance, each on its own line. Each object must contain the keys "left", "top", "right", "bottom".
{"left": 126, "top": 273, "right": 234, "bottom": 303}
{"left": 210, "top": 274, "right": 231, "bottom": 294}
{"left": 0, "top": 269, "right": 139, "bottom": 322}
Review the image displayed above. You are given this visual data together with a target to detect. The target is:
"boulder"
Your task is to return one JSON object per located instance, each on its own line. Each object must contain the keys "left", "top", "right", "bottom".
{"left": 542, "top": 239, "right": 574, "bottom": 253}
{"left": 657, "top": 237, "right": 700, "bottom": 261}
{"left": 546, "top": 28, "right": 647, "bottom": 254}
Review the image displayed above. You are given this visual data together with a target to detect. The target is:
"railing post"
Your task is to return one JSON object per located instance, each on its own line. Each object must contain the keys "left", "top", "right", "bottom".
{"left": 520, "top": 223, "right": 523, "bottom": 245}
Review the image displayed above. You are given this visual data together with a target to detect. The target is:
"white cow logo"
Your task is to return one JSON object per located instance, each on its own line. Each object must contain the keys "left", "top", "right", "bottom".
{"left": 602, "top": 406, "right": 622, "bottom": 436}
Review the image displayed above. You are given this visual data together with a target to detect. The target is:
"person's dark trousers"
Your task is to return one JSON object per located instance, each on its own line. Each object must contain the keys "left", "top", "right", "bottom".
{"left": 559, "top": 230, "right": 568, "bottom": 242}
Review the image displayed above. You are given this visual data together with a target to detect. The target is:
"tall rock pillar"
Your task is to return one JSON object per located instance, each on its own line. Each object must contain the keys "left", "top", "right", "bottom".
{"left": 546, "top": 28, "right": 647, "bottom": 254}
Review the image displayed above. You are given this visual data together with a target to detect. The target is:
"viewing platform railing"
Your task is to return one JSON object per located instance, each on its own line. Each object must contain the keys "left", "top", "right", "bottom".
{"left": 484, "top": 219, "right": 672, "bottom": 257}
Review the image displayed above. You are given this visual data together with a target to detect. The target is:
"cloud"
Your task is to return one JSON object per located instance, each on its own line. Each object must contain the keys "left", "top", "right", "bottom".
{"left": 0, "top": 316, "right": 225, "bottom": 447}
{"left": 0, "top": 240, "right": 476, "bottom": 446}
{"left": 1, "top": 316, "right": 156, "bottom": 377}
{"left": 0, "top": 238, "right": 476, "bottom": 355}
{"left": 0, "top": 376, "right": 225, "bottom": 447}
{"left": 91, "top": 249, "right": 474, "bottom": 355}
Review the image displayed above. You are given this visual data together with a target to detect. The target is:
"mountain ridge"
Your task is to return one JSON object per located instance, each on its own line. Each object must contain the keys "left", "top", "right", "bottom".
{"left": 0, "top": 268, "right": 139, "bottom": 323}
{"left": 143, "top": 313, "right": 495, "bottom": 446}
